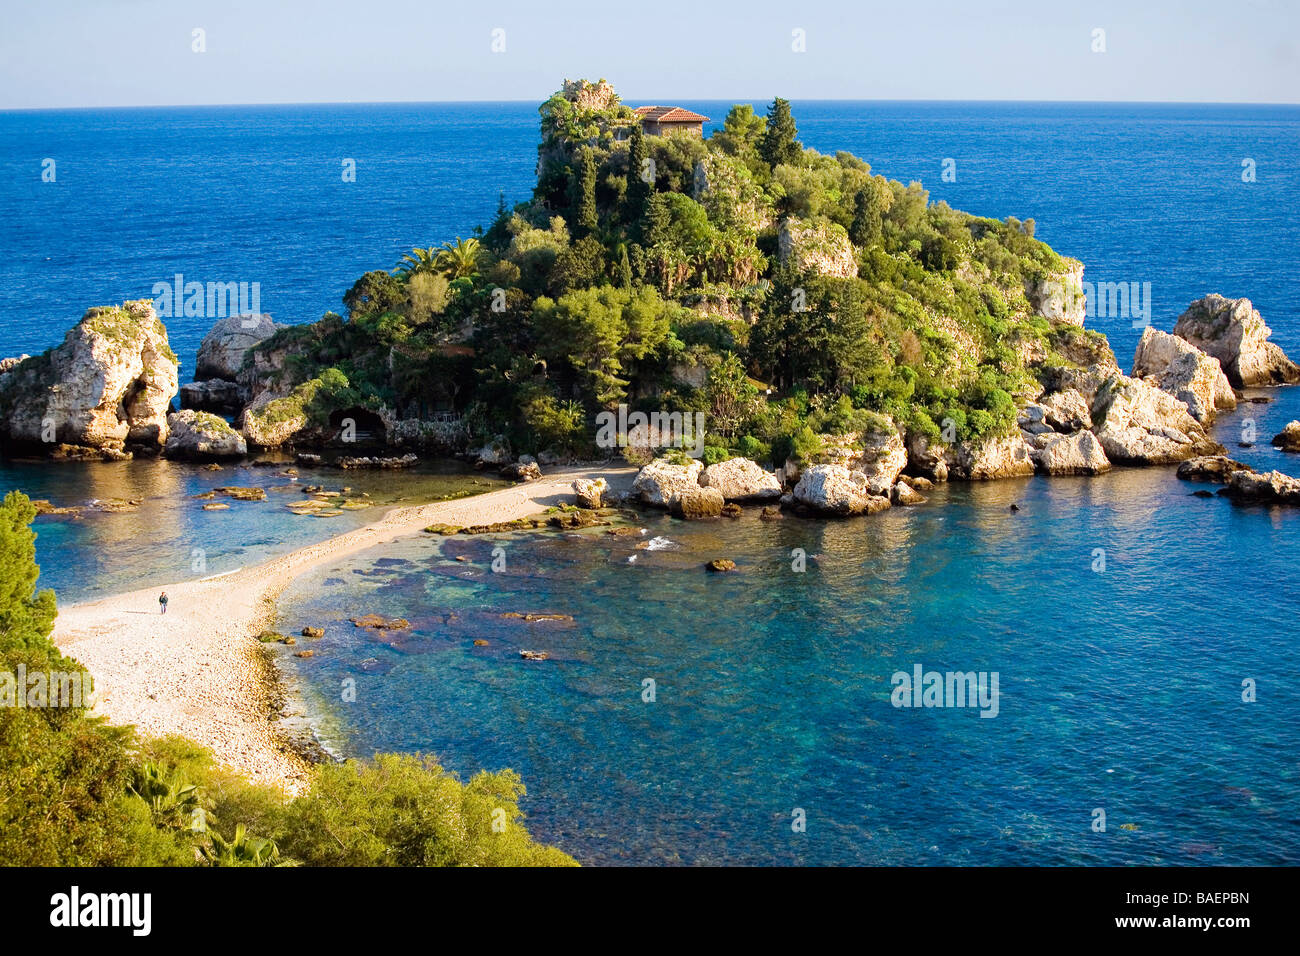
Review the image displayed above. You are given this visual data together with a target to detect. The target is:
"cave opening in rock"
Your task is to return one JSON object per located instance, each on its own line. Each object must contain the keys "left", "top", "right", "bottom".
{"left": 328, "top": 406, "right": 386, "bottom": 445}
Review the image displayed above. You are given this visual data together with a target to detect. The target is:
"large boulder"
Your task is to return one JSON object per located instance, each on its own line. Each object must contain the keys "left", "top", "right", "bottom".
{"left": 1222, "top": 468, "right": 1300, "bottom": 505}
{"left": 1090, "top": 373, "right": 1221, "bottom": 464}
{"left": 1033, "top": 430, "right": 1111, "bottom": 476}
{"left": 572, "top": 477, "right": 607, "bottom": 509}
{"left": 633, "top": 457, "right": 704, "bottom": 507}
{"left": 668, "top": 485, "right": 725, "bottom": 519}
{"left": 700, "top": 457, "right": 782, "bottom": 501}
{"left": 846, "top": 422, "right": 908, "bottom": 494}
{"left": 1131, "top": 327, "right": 1236, "bottom": 423}
{"left": 195, "top": 314, "right": 280, "bottom": 381}
{"left": 164, "top": 410, "right": 247, "bottom": 460}
{"left": 792, "top": 464, "right": 890, "bottom": 516}
{"left": 0, "top": 300, "right": 178, "bottom": 454}
{"left": 945, "top": 433, "right": 1036, "bottom": 480}
{"left": 1173, "top": 294, "right": 1300, "bottom": 387}
{"left": 1176, "top": 455, "right": 1251, "bottom": 483}
{"left": 1271, "top": 421, "right": 1300, "bottom": 453}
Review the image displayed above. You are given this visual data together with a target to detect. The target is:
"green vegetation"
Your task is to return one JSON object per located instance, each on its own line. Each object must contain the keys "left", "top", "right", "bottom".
{"left": 243, "top": 79, "right": 1092, "bottom": 462}
{"left": 0, "top": 492, "right": 575, "bottom": 866}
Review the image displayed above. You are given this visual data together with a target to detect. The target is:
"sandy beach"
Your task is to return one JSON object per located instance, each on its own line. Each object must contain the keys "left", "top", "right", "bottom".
{"left": 52, "top": 464, "right": 635, "bottom": 794}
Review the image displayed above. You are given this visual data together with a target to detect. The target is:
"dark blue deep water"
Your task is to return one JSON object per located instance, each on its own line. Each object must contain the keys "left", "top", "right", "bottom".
{"left": 2, "top": 101, "right": 1298, "bottom": 864}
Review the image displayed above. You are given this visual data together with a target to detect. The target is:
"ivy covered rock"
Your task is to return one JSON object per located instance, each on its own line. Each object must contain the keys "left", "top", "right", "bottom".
{"left": 0, "top": 300, "right": 178, "bottom": 455}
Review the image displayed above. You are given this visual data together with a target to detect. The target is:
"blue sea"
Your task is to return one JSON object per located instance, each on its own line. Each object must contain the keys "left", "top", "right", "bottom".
{"left": 2, "top": 101, "right": 1298, "bottom": 865}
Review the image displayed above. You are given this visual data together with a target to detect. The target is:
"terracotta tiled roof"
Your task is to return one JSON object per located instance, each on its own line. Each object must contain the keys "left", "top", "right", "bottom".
{"left": 633, "top": 105, "right": 710, "bottom": 123}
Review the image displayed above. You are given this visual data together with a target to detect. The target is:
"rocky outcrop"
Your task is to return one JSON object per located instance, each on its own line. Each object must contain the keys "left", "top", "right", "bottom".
{"left": 904, "top": 431, "right": 948, "bottom": 482}
{"left": 0, "top": 355, "right": 30, "bottom": 374}
{"left": 164, "top": 410, "right": 247, "bottom": 460}
{"left": 472, "top": 437, "right": 512, "bottom": 467}
{"left": 180, "top": 378, "right": 245, "bottom": 413}
{"left": 1173, "top": 294, "right": 1300, "bottom": 387}
{"left": 1271, "top": 421, "right": 1300, "bottom": 453}
{"left": 572, "top": 477, "right": 607, "bottom": 509}
{"left": 633, "top": 457, "right": 704, "bottom": 507}
{"left": 1176, "top": 455, "right": 1251, "bottom": 483}
{"left": 792, "top": 464, "right": 890, "bottom": 516}
{"left": 1222, "top": 468, "right": 1300, "bottom": 504}
{"left": 1090, "top": 373, "right": 1221, "bottom": 464}
{"left": 668, "top": 485, "right": 725, "bottom": 519}
{"left": 1131, "top": 327, "right": 1236, "bottom": 423}
{"left": 1039, "top": 389, "right": 1092, "bottom": 433}
{"left": 1033, "top": 430, "right": 1111, "bottom": 476}
{"left": 945, "top": 433, "right": 1036, "bottom": 480}
{"left": 777, "top": 217, "right": 857, "bottom": 279}
{"left": 0, "top": 300, "right": 178, "bottom": 455}
{"left": 1028, "top": 261, "right": 1087, "bottom": 326}
{"left": 195, "top": 314, "right": 280, "bottom": 381}
{"left": 700, "top": 457, "right": 781, "bottom": 501}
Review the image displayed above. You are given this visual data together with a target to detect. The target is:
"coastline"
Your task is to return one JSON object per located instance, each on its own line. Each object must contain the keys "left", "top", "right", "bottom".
{"left": 51, "top": 464, "right": 637, "bottom": 795}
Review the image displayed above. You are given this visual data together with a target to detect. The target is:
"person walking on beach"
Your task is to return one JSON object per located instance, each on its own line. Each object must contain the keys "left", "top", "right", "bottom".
{"left": 159, "top": 591, "right": 169, "bottom": 615}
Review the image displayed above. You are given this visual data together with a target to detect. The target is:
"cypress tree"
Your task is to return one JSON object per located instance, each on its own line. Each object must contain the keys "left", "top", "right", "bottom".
{"left": 849, "top": 186, "right": 882, "bottom": 247}
{"left": 578, "top": 147, "right": 598, "bottom": 236}
{"left": 626, "top": 123, "right": 651, "bottom": 222}
{"left": 759, "top": 97, "right": 802, "bottom": 170}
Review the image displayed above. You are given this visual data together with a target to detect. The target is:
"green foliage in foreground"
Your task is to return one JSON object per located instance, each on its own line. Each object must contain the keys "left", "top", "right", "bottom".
{"left": 0, "top": 492, "right": 576, "bottom": 867}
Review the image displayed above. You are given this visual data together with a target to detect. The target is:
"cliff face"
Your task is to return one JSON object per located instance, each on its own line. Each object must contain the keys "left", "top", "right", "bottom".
{"left": 0, "top": 300, "right": 179, "bottom": 455}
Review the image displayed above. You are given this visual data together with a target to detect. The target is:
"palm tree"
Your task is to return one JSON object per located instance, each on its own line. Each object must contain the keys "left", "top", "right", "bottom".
{"left": 394, "top": 246, "right": 439, "bottom": 278}
{"left": 201, "top": 824, "right": 287, "bottom": 867}
{"left": 433, "top": 237, "right": 482, "bottom": 280}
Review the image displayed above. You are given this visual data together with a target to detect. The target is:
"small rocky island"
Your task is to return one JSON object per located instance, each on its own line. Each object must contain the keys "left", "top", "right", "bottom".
{"left": 4, "top": 78, "right": 1300, "bottom": 512}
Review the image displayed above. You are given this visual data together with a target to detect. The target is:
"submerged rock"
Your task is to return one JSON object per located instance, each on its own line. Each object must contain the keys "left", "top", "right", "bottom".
{"left": 1131, "top": 326, "right": 1236, "bottom": 423}
{"left": 350, "top": 614, "right": 411, "bottom": 630}
{"left": 706, "top": 559, "right": 736, "bottom": 572}
{"left": 700, "top": 457, "right": 782, "bottom": 501}
{"left": 0, "top": 300, "right": 178, "bottom": 454}
{"left": 668, "top": 485, "right": 725, "bottom": 519}
{"left": 164, "top": 410, "right": 247, "bottom": 460}
{"left": 1173, "top": 294, "right": 1300, "bottom": 387}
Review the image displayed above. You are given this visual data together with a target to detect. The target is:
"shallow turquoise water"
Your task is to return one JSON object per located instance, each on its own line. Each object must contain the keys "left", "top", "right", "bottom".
{"left": 2, "top": 457, "right": 503, "bottom": 604}
{"left": 275, "top": 398, "right": 1300, "bottom": 866}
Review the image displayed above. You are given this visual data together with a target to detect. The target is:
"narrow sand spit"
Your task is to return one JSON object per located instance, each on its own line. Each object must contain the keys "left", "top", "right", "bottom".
{"left": 53, "top": 465, "right": 636, "bottom": 795}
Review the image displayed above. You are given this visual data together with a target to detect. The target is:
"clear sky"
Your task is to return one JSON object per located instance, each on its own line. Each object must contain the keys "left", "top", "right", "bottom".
{"left": 2, "top": 0, "right": 1297, "bottom": 108}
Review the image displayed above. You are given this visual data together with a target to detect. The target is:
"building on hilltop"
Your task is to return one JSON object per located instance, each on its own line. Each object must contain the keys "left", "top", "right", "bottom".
{"left": 632, "top": 105, "right": 710, "bottom": 137}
